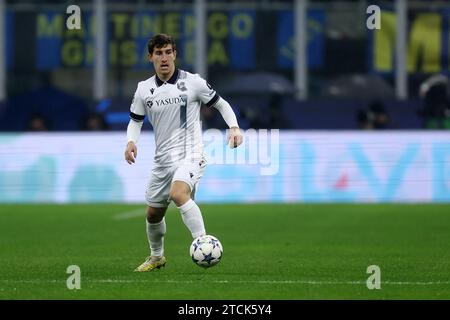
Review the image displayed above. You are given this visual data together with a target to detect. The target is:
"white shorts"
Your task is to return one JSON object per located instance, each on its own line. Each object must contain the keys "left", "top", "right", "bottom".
{"left": 145, "top": 158, "right": 207, "bottom": 208}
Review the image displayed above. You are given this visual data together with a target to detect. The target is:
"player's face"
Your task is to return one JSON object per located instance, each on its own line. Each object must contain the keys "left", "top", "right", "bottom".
{"left": 149, "top": 44, "right": 177, "bottom": 80}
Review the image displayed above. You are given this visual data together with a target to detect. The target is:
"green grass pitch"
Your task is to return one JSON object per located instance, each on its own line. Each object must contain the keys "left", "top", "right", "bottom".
{"left": 0, "top": 203, "right": 450, "bottom": 299}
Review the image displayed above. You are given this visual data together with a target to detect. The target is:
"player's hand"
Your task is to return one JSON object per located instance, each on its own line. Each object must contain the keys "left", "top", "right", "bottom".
{"left": 228, "top": 127, "right": 243, "bottom": 149}
{"left": 125, "top": 141, "right": 138, "bottom": 164}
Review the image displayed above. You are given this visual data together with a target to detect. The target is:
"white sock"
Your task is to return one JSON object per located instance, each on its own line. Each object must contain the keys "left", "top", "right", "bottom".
{"left": 146, "top": 217, "right": 166, "bottom": 257}
{"left": 178, "top": 199, "right": 206, "bottom": 238}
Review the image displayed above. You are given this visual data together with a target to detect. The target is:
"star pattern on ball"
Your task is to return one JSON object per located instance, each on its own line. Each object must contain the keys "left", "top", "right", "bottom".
{"left": 210, "top": 239, "right": 220, "bottom": 248}
{"left": 203, "top": 252, "right": 215, "bottom": 265}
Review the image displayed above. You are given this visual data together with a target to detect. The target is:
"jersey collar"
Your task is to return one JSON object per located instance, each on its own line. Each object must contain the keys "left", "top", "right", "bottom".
{"left": 155, "top": 68, "right": 179, "bottom": 87}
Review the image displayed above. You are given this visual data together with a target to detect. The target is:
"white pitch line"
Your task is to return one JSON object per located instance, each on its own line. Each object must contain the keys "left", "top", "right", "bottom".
{"left": 1, "top": 279, "right": 450, "bottom": 286}
{"left": 85, "top": 279, "right": 450, "bottom": 286}
{"left": 112, "top": 209, "right": 145, "bottom": 220}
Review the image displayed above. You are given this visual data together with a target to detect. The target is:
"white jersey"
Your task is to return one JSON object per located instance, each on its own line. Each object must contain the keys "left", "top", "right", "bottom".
{"left": 130, "top": 69, "right": 219, "bottom": 167}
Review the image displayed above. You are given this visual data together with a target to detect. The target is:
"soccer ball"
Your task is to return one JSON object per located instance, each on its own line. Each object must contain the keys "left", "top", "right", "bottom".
{"left": 189, "top": 235, "right": 223, "bottom": 268}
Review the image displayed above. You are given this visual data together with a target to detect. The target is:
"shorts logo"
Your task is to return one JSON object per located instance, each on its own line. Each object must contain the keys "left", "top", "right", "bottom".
{"left": 189, "top": 172, "right": 194, "bottom": 178}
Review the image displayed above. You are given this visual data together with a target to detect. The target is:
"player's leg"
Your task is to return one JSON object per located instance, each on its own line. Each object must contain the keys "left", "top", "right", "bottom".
{"left": 170, "top": 181, "right": 206, "bottom": 238}
{"left": 146, "top": 205, "right": 167, "bottom": 258}
{"left": 170, "top": 160, "right": 207, "bottom": 239}
{"left": 134, "top": 205, "right": 168, "bottom": 272}
{"left": 135, "top": 167, "right": 172, "bottom": 272}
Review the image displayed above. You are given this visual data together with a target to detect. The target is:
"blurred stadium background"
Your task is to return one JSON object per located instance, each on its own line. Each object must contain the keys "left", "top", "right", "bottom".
{"left": 1, "top": 0, "right": 449, "bottom": 203}
{"left": 1, "top": 0, "right": 450, "bottom": 300}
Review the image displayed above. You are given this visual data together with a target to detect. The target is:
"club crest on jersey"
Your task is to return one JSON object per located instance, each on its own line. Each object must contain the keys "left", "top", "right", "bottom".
{"left": 177, "top": 81, "right": 187, "bottom": 92}
{"left": 146, "top": 98, "right": 153, "bottom": 109}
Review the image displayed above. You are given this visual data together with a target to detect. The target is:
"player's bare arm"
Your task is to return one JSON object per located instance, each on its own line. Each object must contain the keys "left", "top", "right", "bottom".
{"left": 228, "top": 126, "right": 243, "bottom": 148}
{"left": 125, "top": 141, "right": 137, "bottom": 164}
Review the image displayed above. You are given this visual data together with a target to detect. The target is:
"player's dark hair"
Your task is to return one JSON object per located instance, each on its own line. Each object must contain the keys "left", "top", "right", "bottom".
{"left": 148, "top": 34, "right": 177, "bottom": 55}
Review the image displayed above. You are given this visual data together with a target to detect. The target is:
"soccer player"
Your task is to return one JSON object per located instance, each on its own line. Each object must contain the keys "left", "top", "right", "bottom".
{"left": 124, "top": 34, "right": 243, "bottom": 272}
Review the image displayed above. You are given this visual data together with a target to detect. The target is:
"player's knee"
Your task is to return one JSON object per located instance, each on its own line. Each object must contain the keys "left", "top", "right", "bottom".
{"left": 146, "top": 207, "right": 165, "bottom": 223}
{"left": 170, "top": 189, "right": 190, "bottom": 206}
